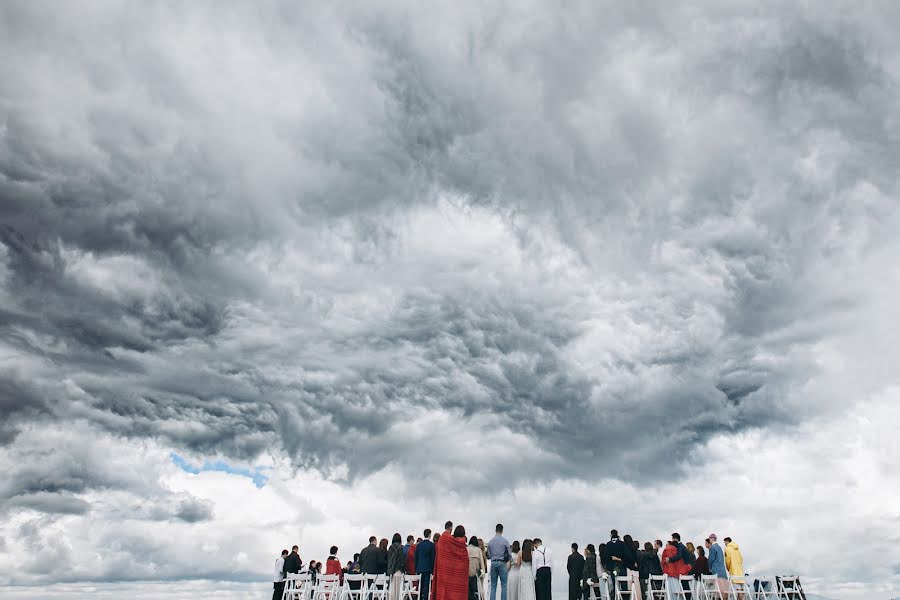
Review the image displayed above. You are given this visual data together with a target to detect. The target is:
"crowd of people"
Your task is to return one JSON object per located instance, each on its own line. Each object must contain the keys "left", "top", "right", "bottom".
{"left": 272, "top": 524, "right": 753, "bottom": 600}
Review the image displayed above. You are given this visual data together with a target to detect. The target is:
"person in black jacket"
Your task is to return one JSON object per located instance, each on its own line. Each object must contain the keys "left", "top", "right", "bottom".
{"left": 283, "top": 545, "right": 303, "bottom": 577}
{"left": 605, "top": 530, "right": 627, "bottom": 593}
{"left": 360, "top": 537, "right": 382, "bottom": 574}
{"left": 567, "top": 543, "right": 585, "bottom": 600}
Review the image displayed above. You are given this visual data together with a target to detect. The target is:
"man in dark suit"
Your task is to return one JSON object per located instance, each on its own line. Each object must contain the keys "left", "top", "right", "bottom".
{"left": 606, "top": 530, "right": 627, "bottom": 594}
{"left": 416, "top": 528, "right": 436, "bottom": 600}
{"left": 359, "top": 536, "right": 382, "bottom": 574}
{"left": 283, "top": 545, "right": 303, "bottom": 576}
{"left": 567, "top": 543, "right": 585, "bottom": 600}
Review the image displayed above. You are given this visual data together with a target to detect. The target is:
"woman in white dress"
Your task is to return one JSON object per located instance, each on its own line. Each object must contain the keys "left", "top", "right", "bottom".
{"left": 507, "top": 541, "right": 521, "bottom": 600}
{"left": 517, "top": 540, "right": 535, "bottom": 600}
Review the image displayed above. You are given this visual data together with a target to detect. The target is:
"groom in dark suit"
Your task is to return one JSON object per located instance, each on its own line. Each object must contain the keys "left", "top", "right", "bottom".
{"left": 416, "top": 528, "right": 436, "bottom": 600}
{"left": 567, "top": 543, "right": 585, "bottom": 600}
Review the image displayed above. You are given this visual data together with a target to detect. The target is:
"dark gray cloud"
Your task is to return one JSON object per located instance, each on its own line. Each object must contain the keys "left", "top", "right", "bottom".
{"left": 1, "top": 0, "right": 898, "bottom": 490}
{"left": 1, "top": 0, "right": 899, "bottom": 595}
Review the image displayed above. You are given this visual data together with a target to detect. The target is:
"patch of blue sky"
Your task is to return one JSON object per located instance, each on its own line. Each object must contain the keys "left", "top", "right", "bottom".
{"left": 170, "top": 453, "right": 270, "bottom": 488}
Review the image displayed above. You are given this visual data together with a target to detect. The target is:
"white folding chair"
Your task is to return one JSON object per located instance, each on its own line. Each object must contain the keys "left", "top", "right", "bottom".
{"left": 366, "top": 574, "right": 389, "bottom": 600}
{"left": 776, "top": 576, "right": 803, "bottom": 600}
{"left": 728, "top": 574, "right": 751, "bottom": 600}
{"left": 285, "top": 573, "right": 313, "bottom": 600}
{"left": 614, "top": 573, "right": 635, "bottom": 600}
{"left": 669, "top": 575, "right": 692, "bottom": 600}
{"left": 340, "top": 574, "right": 366, "bottom": 600}
{"left": 314, "top": 575, "right": 341, "bottom": 600}
{"left": 698, "top": 574, "right": 725, "bottom": 600}
{"left": 645, "top": 576, "right": 666, "bottom": 600}
{"left": 402, "top": 574, "right": 421, "bottom": 600}
{"left": 749, "top": 576, "right": 776, "bottom": 600}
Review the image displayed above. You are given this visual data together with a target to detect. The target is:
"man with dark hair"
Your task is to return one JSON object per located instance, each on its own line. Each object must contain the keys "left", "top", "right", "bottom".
{"left": 273, "top": 549, "right": 289, "bottom": 600}
{"left": 417, "top": 529, "right": 436, "bottom": 600}
{"left": 284, "top": 545, "right": 303, "bottom": 576}
{"left": 567, "top": 543, "right": 584, "bottom": 600}
{"left": 666, "top": 534, "right": 691, "bottom": 599}
{"left": 606, "top": 530, "right": 627, "bottom": 592}
{"left": 532, "top": 538, "right": 552, "bottom": 600}
{"left": 360, "top": 536, "right": 382, "bottom": 574}
{"left": 487, "top": 524, "right": 511, "bottom": 600}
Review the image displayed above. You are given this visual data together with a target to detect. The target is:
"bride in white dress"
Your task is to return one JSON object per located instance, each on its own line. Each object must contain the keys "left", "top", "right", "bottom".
{"left": 507, "top": 541, "right": 521, "bottom": 600}
{"left": 517, "top": 539, "right": 536, "bottom": 600}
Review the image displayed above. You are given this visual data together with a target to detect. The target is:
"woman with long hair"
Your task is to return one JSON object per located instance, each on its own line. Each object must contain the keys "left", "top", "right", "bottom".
{"left": 582, "top": 544, "right": 599, "bottom": 600}
{"left": 378, "top": 539, "right": 390, "bottom": 575}
{"left": 468, "top": 536, "right": 486, "bottom": 600}
{"left": 508, "top": 541, "right": 521, "bottom": 600}
{"left": 388, "top": 533, "right": 405, "bottom": 600}
{"left": 517, "top": 540, "right": 535, "bottom": 600}
{"left": 477, "top": 539, "right": 489, "bottom": 600}
{"left": 597, "top": 544, "right": 611, "bottom": 599}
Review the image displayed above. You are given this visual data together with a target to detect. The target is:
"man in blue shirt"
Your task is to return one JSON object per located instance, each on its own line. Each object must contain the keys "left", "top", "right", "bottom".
{"left": 486, "top": 524, "right": 511, "bottom": 600}
{"left": 705, "top": 534, "right": 728, "bottom": 597}
{"left": 416, "top": 529, "right": 436, "bottom": 600}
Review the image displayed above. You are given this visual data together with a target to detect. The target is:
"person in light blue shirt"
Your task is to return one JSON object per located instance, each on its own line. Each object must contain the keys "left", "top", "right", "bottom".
{"left": 706, "top": 534, "right": 728, "bottom": 597}
{"left": 486, "top": 523, "right": 511, "bottom": 600}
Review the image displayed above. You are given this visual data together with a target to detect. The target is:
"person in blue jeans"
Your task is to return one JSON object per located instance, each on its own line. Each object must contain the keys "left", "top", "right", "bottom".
{"left": 486, "top": 524, "right": 511, "bottom": 600}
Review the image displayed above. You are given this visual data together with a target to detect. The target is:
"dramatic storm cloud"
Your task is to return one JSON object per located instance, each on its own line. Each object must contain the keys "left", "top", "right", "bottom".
{"left": 1, "top": 1, "right": 899, "bottom": 598}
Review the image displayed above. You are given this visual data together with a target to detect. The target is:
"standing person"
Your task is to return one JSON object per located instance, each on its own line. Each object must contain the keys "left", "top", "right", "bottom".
{"left": 284, "top": 545, "right": 303, "bottom": 576}
{"left": 622, "top": 536, "right": 640, "bottom": 600}
{"left": 407, "top": 537, "right": 418, "bottom": 577}
{"left": 478, "top": 539, "right": 489, "bottom": 600}
{"left": 327, "top": 546, "right": 344, "bottom": 583}
{"left": 487, "top": 524, "right": 511, "bottom": 600}
{"left": 468, "top": 536, "right": 486, "bottom": 600}
{"left": 661, "top": 540, "right": 682, "bottom": 599}
{"left": 605, "top": 531, "right": 626, "bottom": 594}
{"left": 274, "top": 549, "right": 289, "bottom": 600}
{"left": 517, "top": 540, "right": 535, "bottom": 600}
{"left": 581, "top": 545, "right": 598, "bottom": 600}
{"left": 379, "top": 539, "right": 390, "bottom": 574}
{"left": 706, "top": 535, "right": 728, "bottom": 597}
{"left": 405, "top": 536, "right": 415, "bottom": 562}
{"left": 690, "top": 546, "right": 709, "bottom": 581}
{"left": 597, "top": 544, "right": 612, "bottom": 600}
{"left": 724, "top": 538, "right": 744, "bottom": 588}
{"left": 508, "top": 541, "right": 521, "bottom": 600}
{"left": 637, "top": 542, "right": 658, "bottom": 600}
{"left": 567, "top": 543, "right": 585, "bottom": 600}
{"left": 388, "top": 533, "right": 406, "bottom": 600}
{"left": 360, "top": 537, "right": 382, "bottom": 575}
{"left": 667, "top": 534, "right": 691, "bottom": 599}
{"left": 532, "top": 538, "right": 552, "bottom": 600}
{"left": 434, "top": 524, "right": 470, "bottom": 600}
{"left": 417, "top": 529, "right": 436, "bottom": 600}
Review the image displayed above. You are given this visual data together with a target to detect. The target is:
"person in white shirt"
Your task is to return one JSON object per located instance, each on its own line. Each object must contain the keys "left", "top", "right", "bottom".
{"left": 532, "top": 539, "right": 552, "bottom": 600}
{"left": 273, "top": 549, "right": 289, "bottom": 600}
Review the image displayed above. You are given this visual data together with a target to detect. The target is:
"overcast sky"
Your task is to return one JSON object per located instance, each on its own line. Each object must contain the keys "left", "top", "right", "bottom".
{"left": 1, "top": 1, "right": 899, "bottom": 599}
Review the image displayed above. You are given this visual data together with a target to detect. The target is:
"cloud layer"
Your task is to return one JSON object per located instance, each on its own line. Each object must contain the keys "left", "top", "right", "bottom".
{"left": 1, "top": 1, "right": 899, "bottom": 598}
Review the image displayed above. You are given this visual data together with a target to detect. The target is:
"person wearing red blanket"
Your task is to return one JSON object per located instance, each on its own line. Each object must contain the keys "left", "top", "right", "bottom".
{"left": 326, "top": 545, "right": 344, "bottom": 584}
{"left": 433, "top": 522, "right": 469, "bottom": 600}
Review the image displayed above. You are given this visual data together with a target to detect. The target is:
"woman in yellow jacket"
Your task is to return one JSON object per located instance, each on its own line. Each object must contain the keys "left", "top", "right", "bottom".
{"left": 724, "top": 538, "right": 744, "bottom": 583}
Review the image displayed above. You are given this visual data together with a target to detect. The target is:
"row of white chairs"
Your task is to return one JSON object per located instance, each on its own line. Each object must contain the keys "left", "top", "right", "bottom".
{"left": 586, "top": 573, "right": 805, "bottom": 600}
{"left": 283, "top": 573, "right": 423, "bottom": 600}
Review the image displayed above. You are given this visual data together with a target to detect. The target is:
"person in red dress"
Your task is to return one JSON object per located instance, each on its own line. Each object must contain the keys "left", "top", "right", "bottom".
{"left": 433, "top": 522, "right": 469, "bottom": 600}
